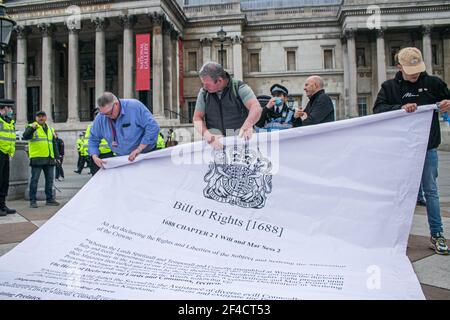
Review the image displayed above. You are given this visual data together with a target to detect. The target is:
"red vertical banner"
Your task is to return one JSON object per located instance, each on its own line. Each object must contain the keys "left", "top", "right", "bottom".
{"left": 178, "top": 38, "right": 184, "bottom": 107}
{"left": 136, "top": 33, "right": 151, "bottom": 91}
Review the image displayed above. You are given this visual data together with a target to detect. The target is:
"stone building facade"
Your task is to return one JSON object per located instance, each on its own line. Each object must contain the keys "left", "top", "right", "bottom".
{"left": 4, "top": 0, "right": 450, "bottom": 162}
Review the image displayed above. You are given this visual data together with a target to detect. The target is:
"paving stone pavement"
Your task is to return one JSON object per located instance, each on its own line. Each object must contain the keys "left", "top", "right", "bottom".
{"left": 0, "top": 154, "right": 449, "bottom": 300}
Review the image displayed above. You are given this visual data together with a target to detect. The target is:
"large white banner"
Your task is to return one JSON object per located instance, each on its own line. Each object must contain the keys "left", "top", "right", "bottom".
{"left": 0, "top": 106, "right": 435, "bottom": 300}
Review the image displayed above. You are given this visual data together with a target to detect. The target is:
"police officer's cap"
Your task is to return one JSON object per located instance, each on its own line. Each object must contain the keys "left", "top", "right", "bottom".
{"left": 270, "top": 84, "right": 288, "bottom": 96}
{"left": 0, "top": 99, "right": 15, "bottom": 109}
{"left": 35, "top": 110, "right": 47, "bottom": 117}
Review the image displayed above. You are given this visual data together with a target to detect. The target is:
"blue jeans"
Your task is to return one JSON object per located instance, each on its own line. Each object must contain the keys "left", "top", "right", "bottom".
{"left": 417, "top": 183, "right": 425, "bottom": 202}
{"left": 29, "top": 165, "right": 55, "bottom": 202}
{"left": 421, "top": 149, "right": 443, "bottom": 236}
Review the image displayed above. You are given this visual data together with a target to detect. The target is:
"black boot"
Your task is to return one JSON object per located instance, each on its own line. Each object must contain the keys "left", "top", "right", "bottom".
{"left": 0, "top": 199, "right": 15, "bottom": 215}
{"left": 2, "top": 206, "right": 16, "bottom": 214}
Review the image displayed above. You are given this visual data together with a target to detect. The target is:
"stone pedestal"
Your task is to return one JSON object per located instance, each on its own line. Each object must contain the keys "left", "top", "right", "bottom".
{"left": 6, "top": 142, "right": 29, "bottom": 201}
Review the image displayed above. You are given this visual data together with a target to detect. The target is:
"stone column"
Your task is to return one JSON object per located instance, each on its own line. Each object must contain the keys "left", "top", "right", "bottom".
{"left": 200, "top": 37, "right": 212, "bottom": 65}
{"left": 38, "top": 23, "right": 54, "bottom": 122}
{"left": 341, "top": 36, "right": 350, "bottom": 119}
{"left": 120, "top": 15, "right": 136, "bottom": 99}
{"left": 376, "top": 28, "right": 387, "bottom": 89}
{"left": 422, "top": 25, "right": 433, "bottom": 74}
{"left": 150, "top": 13, "right": 165, "bottom": 119}
{"left": 14, "top": 26, "right": 28, "bottom": 125}
{"left": 171, "top": 30, "right": 180, "bottom": 118}
{"left": 232, "top": 35, "right": 243, "bottom": 80}
{"left": 67, "top": 27, "right": 80, "bottom": 122}
{"left": 345, "top": 29, "right": 358, "bottom": 118}
{"left": 117, "top": 38, "right": 123, "bottom": 97}
{"left": 92, "top": 17, "right": 109, "bottom": 102}
{"left": 443, "top": 28, "right": 450, "bottom": 85}
{"left": 163, "top": 21, "right": 173, "bottom": 118}
{"left": 5, "top": 49, "right": 13, "bottom": 100}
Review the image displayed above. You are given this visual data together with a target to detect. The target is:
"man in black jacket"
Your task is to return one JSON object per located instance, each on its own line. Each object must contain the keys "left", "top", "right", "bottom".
{"left": 373, "top": 47, "right": 450, "bottom": 255}
{"left": 293, "top": 76, "right": 335, "bottom": 127}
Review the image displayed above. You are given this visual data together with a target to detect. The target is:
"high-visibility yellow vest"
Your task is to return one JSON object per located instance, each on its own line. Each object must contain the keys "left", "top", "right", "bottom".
{"left": 28, "top": 122, "right": 55, "bottom": 159}
{"left": 85, "top": 124, "right": 112, "bottom": 155}
{"left": 156, "top": 133, "right": 165, "bottom": 150}
{"left": 80, "top": 137, "right": 89, "bottom": 156}
{"left": 76, "top": 138, "right": 83, "bottom": 152}
{"left": 0, "top": 117, "right": 15, "bottom": 157}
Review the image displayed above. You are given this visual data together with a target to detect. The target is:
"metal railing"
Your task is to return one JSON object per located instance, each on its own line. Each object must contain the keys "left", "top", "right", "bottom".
{"left": 164, "top": 108, "right": 191, "bottom": 123}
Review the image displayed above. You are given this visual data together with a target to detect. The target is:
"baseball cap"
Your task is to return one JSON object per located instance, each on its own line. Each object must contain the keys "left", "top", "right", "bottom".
{"left": 35, "top": 111, "right": 47, "bottom": 117}
{"left": 397, "top": 47, "right": 426, "bottom": 75}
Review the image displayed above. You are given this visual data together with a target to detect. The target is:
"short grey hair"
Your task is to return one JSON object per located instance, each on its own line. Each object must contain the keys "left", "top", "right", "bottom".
{"left": 308, "top": 76, "right": 324, "bottom": 89}
{"left": 199, "top": 61, "right": 227, "bottom": 81}
{"left": 97, "top": 92, "right": 118, "bottom": 108}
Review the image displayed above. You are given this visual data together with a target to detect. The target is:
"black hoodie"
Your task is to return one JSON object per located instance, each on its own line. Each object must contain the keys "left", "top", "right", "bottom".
{"left": 373, "top": 71, "right": 450, "bottom": 150}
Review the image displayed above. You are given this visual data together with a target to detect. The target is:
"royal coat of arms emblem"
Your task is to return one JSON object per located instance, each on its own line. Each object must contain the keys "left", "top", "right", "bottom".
{"left": 203, "top": 144, "right": 273, "bottom": 209}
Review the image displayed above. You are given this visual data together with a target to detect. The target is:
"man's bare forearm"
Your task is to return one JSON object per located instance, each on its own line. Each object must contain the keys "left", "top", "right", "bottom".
{"left": 242, "top": 103, "right": 262, "bottom": 129}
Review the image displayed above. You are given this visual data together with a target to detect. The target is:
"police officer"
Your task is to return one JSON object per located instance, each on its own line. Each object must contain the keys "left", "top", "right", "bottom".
{"left": 22, "top": 111, "right": 60, "bottom": 208}
{"left": 156, "top": 132, "right": 166, "bottom": 150}
{"left": 255, "top": 84, "right": 294, "bottom": 131}
{"left": 84, "top": 123, "right": 114, "bottom": 175}
{"left": 165, "top": 128, "right": 178, "bottom": 147}
{"left": 0, "top": 99, "right": 16, "bottom": 216}
{"left": 79, "top": 134, "right": 90, "bottom": 174}
{"left": 74, "top": 132, "right": 84, "bottom": 173}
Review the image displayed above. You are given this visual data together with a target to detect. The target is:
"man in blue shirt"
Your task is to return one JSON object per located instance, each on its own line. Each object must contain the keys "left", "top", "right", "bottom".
{"left": 88, "top": 92, "right": 160, "bottom": 169}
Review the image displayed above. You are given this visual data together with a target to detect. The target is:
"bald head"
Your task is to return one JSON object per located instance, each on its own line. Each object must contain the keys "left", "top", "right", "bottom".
{"left": 304, "top": 76, "right": 324, "bottom": 98}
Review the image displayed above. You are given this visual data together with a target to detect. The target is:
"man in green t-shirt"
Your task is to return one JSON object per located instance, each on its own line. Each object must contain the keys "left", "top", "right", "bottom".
{"left": 192, "top": 62, "right": 262, "bottom": 149}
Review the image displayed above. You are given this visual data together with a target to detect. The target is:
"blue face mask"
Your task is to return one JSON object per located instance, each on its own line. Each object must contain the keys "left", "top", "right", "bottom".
{"left": 274, "top": 98, "right": 283, "bottom": 107}
{"left": 6, "top": 111, "right": 13, "bottom": 118}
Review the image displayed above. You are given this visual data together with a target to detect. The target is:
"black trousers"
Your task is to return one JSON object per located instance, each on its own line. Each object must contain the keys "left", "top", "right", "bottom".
{"left": 77, "top": 155, "right": 90, "bottom": 173}
{"left": 90, "top": 152, "right": 115, "bottom": 176}
{"left": 0, "top": 151, "right": 10, "bottom": 205}
{"left": 76, "top": 152, "right": 83, "bottom": 171}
